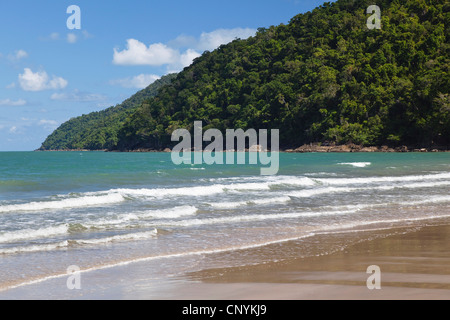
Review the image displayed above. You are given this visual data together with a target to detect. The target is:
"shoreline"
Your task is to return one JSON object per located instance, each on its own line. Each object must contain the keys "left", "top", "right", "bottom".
{"left": 1, "top": 222, "right": 449, "bottom": 300}
{"left": 166, "top": 223, "right": 450, "bottom": 300}
{"left": 35, "top": 143, "right": 450, "bottom": 153}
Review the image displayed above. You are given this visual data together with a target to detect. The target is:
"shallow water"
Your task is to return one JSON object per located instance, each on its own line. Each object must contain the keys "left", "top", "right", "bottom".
{"left": 0, "top": 151, "right": 449, "bottom": 292}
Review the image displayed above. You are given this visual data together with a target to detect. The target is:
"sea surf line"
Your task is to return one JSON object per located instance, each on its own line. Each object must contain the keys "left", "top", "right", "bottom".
{"left": 3, "top": 204, "right": 450, "bottom": 293}
{"left": 0, "top": 233, "right": 317, "bottom": 292}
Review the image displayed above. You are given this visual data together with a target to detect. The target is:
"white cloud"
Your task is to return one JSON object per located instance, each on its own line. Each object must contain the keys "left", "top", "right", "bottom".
{"left": 180, "top": 49, "right": 202, "bottom": 67}
{"left": 0, "top": 49, "right": 28, "bottom": 63}
{"left": 16, "top": 50, "right": 28, "bottom": 59}
{"left": 41, "top": 31, "right": 93, "bottom": 43}
{"left": 39, "top": 32, "right": 60, "bottom": 41}
{"left": 170, "top": 28, "right": 256, "bottom": 52}
{"left": 67, "top": 33, "right": 78, "bottom": 44}
{"left": 0, "top": 99, "right": 27, "bottom": 106}
{"left": 50, "top": 32, "right": 60, "bottom": 40}
{"left": 110, "top": 74, "right": 161, "bottom": 89}
{"left": 8, "top": 50, "right": 28, "bottom": 62}
{"left": 18, "top": 68, "right": 68, "bottom": 92}
{"left": 9, "top": 126, "right": 18, "bottom": 134}
{"left": 113, "top": 40, "right": 178, "bottom": 66}
{"left": 67, "top": 31, "right": 94, "bottom": 43}
{"left": 38, "top": 119, "right": 59, "bottom": 131}
{"left": 197, "top": 28, "right": 256, "bottom": 51}
{"left": 38, "top": 119, "right": 58, "bottom": 126}
{"left": 50, "top": 90, "right": 107, "bottom": 102}
{"left": 82, "top": 30, "right": 94, "bottom": 39}
{"left": 169, "top": 35, "right": 197, "bottom": 49}
{"left": 113, "top": 27, "right": 256, "bottom": 72}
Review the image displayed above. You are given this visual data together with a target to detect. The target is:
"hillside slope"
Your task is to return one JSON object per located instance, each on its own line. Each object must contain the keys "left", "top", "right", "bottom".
{"left": 39, "top": 73, "right": 177, "bottom": 150}
{"left": 115, "top": 0, "right": 449, "bottom": 151}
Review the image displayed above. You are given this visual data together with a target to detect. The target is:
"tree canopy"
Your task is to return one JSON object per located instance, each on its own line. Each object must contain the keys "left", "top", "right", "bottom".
{"left": 41, "top": 0, "right": 450, "bottom": 151}
{"left": 39, "top": 74, "right": 177, "bottom": 150}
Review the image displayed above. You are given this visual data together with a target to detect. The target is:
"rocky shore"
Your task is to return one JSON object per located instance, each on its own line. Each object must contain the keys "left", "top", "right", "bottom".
{"left": 124, "top": 143, "right": 449, "bottom": 153}
{"left": 37, "top": 144, "right": 449, "bottom": 153}
{"left": 284, "top": 143, "right": 449, "bottom": 153}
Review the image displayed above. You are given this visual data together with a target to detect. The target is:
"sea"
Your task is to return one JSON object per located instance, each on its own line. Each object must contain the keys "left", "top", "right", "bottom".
{"left": 0, "top": 151, "right": 449, "bottom": 298}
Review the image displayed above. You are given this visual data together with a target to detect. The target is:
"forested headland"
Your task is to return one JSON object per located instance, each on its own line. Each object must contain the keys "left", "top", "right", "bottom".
{"left": 40, "top": 0, "right": 450, "bottom": 152}
{"left": 39, "top": 74, "right": 177, "bottom": 151}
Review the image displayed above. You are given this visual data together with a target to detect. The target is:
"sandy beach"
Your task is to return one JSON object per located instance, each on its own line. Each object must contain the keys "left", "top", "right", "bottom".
{"left": 1, "top": 221, "right": 449, "bottom": 300}
{"left": 165, "top": 223, "right": 450, "bottom": 300}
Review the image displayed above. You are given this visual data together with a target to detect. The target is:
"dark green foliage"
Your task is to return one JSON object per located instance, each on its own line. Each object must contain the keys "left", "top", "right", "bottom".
{"left": 116, "top": 0, "right": 449, "bottom": 150}
{"left": 42, "top": 0, "right": 450, "bottom": 151}
{"left": 39, "top": 74, "right": 177, "bottom": 150}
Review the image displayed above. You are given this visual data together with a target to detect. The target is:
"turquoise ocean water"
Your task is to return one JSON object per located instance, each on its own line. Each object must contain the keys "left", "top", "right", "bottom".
{"left": 0, "top": 151, "right": 449, "bottom": 295}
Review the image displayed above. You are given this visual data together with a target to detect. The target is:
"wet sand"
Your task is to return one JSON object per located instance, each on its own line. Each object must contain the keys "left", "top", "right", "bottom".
{"left": 166, "top": 223, "right": 450, "bottom": 300}
{"left": 1, "top": 223, "right": 449, "bottom": 300}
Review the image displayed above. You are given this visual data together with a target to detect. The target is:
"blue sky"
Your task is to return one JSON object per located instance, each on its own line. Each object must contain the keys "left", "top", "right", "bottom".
{"left": 0, "top": 0, "right": 327, "bottom": 151}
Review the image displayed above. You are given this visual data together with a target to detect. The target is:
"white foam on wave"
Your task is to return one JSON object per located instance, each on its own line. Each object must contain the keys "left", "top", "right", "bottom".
{"left": 224, "top": 183, "right": 271, "bottom": 191}
{"left": 86, "top": 206, "right": 198, "bottom": 228}
{"left": 209, "top": 175, "right": 317, "bottom": 187}
{"left": 157, "top": 209, "right": 356, "bottom": 228}
{"left": 319, "top": 195, "right": 450, "bottom": 213}
{"left": 0, "top": 229, "right": 159, "bottom": 256}
{"left": 70, "top": 189, "right": 450, "bottom": 231}
{"left": 0, "top": 232, "right": 316, "bottom": 292}
{"left": 3, "top": 191, "right": 450, "bottom": 291}
{"left": 0, "top": 225, "right": 68, "bottom": 243}
{"left": 142, "top": 206, "right": 198, "bottom": 219}
{"left": 251, "top": 196, "right": 292, "bottom": 205}
{"left": 170, "top": 195, "right": 450, "bottom": 228}
{"left": 317, "top": 213, "right": 450, "bottom": 235}
{"left": 115, "top": 185, "right": 223, "bottom": 197}
{"left": 338, "top": 162, "right": 372, "bottom": 168}
{"left": 208, "top": 196, "right": 291, "bottom": 209}
{"left": 74, "top": 229, "right": 158, "bottom": 245}
{"left": 0, "top": 193, "right": 125, "bottom": 213}
{"left": 289, "top": 186, "right": 355, "bottom": 198}
{"left": 289, "top": 180, "right": 450, "bottom": 198}
{"left": 6, "top": 202, "right": 450, "bottom": 292}
{"left": 317, "top": 172, "right": 450, "bottom": 186}
{"left": 114, "top": 182, "right": 270, "bottom": 198}
{"left": 401, "top": 195, "right": 450, "bottom": 206}
{"left": 0, "top": 241, "right": 69, "bottom": 255}
{"left": 208, "top": 201, "right": 247, "bottom": 209}
{"left": 0, "top": 175, "right": 315, "bottom": 214}
{"left": 395, "top": 180, "right": 450, "bottom": 189}
{"left": 267, "top": 176, "right": 317, "bottom": 187}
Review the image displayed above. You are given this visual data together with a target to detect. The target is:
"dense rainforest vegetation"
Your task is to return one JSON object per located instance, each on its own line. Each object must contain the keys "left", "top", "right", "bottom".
{"left": 39, "top": 74, "right": 176, "bottom": 150}
{"left": 41, "top": 0, "right": 449, "bottom": 151}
